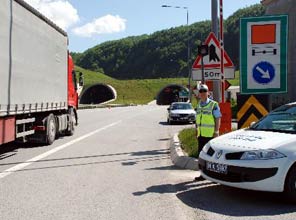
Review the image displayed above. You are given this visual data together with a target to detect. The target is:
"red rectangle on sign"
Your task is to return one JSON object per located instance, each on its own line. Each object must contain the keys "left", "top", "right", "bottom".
{"left": 251, "top": 24, "right": 276, "bottom": 44}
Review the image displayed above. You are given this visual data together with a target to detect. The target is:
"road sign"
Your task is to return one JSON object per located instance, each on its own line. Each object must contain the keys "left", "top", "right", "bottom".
{"left": 192, "top": 32, "right": 234, "bottom": 69}
{"left": 237, "top": 94, "right": 269, "bottom": 129}
{"left": 240, "top": 15, "right": 288, "bottom": 94}
{"left": 205, "top": 80, "right": 231, "bottom": 91}
{"left": 179, "top": 90, "right": 189, "bottom": 98}
{"left": 252, "top": 61, "right": 275, "bottom": 84}
{"left": 192, "top": 67, "right": 235, "bottom": 81}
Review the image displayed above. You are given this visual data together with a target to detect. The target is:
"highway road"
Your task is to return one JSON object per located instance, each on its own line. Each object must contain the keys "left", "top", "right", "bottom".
{"left": 1, "top": 104, "right": 296, "bottom": 220}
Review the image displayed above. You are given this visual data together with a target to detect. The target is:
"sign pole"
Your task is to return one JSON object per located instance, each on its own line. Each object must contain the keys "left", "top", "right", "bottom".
{"left": 219, "top": 0, "right": 225, "bottom": 103}
{"left": 186, "top": 9, "right": 191, "bottom": 103}
{"left": 201, "top": 55, "right": 205, "bottom": 84}
{"left": 212, "top": 0, "right": 220, "bottom": 102}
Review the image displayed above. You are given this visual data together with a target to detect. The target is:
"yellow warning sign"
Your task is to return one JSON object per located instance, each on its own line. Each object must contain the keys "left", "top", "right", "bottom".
{"left": 237, "top": 95, "right": 269, "bottom": 129}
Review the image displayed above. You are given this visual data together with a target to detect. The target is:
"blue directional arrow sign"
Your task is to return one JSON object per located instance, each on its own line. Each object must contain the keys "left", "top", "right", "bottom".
{"left": 252, "top": 61, "right": 275, "bottom": 84}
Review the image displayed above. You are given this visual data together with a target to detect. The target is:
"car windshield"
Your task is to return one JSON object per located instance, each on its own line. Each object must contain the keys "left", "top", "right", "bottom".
{"left": 250, "top": 104, "right": 296, "bottom": 134}
{"left": 171, "top": 103, "right": 193, "bottom": 110}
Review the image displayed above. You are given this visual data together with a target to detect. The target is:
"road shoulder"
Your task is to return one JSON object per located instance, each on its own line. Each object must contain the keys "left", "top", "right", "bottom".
{"left": 170, "top": 133, "right": 199, "bottom": 171}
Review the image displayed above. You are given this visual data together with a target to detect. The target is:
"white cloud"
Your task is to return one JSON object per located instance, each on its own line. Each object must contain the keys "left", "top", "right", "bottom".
{"left": 24, "top": 0, "right": 79, "bottom": 30}
{"left": 73, "top": 14, "right": 127, "bottom": 37}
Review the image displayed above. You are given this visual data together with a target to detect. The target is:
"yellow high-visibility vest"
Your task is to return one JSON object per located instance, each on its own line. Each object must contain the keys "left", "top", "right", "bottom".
{"left": 196, "top": 100, "right": 217, "bottom": 137}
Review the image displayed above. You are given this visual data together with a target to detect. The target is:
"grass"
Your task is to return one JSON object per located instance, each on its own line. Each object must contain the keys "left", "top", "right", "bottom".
{"left": 76, "top": 66, "right": 240, "bottom": 105}
{"left": 228, "top": 70, "right": 240, "bottom": 86}
{"left": 178, "top": 128, "right": 198, "bottom": 158}
{"left": 76, "top": 66, "right": 190, "bottom": 104}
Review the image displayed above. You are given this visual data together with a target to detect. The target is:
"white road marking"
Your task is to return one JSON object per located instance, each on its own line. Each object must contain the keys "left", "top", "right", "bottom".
{"left": 0, "top": 120, "right": 122, "bottom": 179}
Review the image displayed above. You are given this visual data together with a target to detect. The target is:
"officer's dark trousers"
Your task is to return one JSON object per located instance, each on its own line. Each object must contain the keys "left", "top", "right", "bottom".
{"left": 197, "top": 136, "right": 213, "bottom": 157}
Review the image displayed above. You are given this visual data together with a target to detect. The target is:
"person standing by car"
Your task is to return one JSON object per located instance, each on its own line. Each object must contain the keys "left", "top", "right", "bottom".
{"left": 194, "top": 84, "right": 221, "bottom": 181}
{"left": 195, "top": 84, "right": 221, "bottom": 157}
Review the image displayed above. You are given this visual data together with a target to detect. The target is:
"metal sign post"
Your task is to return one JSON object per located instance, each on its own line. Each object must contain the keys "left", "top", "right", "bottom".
{"left": 219, "top": 0, "right": 225, "bottom": 103}
{"left": 212, "top": 0, "right": 220, "bottom": 102}
{"left": 198, "top": 43, "right": 209, "bottom": 84}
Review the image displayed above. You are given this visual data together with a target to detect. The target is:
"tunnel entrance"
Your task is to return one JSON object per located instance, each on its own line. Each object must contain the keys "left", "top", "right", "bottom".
{"left": 79, "top": 84, "right": 117, "bottom": 104}
{"left": 156, "top": 84, "right": 188, "bottom": 105}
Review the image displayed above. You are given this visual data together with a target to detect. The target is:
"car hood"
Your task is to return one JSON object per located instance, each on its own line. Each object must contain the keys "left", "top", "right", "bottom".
{"left": 210, "top": 129, "right": 296, "bottom": 151}
{"left": 170, "top": 109, "right": 195, "bottom": 114}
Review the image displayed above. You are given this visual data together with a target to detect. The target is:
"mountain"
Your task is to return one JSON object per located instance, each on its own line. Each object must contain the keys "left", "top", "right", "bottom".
{"left": 72, "top": 4, "right": 265, "bottom": 79}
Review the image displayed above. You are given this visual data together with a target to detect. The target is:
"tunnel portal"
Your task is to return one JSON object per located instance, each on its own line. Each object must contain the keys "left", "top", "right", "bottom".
{"left": 79, "top": 84, "right": 117, "bottom": 104}
{"left": 156, "top": 84, "right": 188, "bottom": 105}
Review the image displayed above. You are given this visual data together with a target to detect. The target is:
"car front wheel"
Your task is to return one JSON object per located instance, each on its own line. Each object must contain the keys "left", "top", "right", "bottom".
{"left": 167, "top": 118, "right": 171, "bottom": 125}
{"left": 284, "top": 165, "right": 296, "bottom": 202}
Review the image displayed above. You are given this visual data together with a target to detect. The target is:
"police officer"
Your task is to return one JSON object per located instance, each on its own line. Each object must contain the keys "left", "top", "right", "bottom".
{"left": 195, "top": 84, "right": 221, "bottom": 157}
{"left": 194, "top": 84, "right": 221, "bottom": 181}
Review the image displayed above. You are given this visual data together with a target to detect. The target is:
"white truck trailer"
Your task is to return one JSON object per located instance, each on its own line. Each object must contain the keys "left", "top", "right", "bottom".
{"left": 0, "top": 0, "right": 81, "bottom": 145}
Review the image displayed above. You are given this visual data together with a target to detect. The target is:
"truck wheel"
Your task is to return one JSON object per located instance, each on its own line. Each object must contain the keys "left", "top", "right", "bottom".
{"left": 65, "top": 108, "right": 75, "bottom": 136}
{"left": 45, "top": 114, "right": 56, "bottom": 145}
{"left": 284, "top": 165, "right": 296, "bottom": 203}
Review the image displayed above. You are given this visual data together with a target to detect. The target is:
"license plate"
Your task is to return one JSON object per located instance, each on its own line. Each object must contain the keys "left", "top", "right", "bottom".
{"left": 206, "top": 161, "right": 228, "bottom": 174}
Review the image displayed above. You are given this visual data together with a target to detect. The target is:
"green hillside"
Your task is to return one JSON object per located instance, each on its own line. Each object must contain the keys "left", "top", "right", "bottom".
{"left": 72, "top": 4, "right": 265, "bottom": 80}
{"left": 77, "top": 66, "right": 240, "bottom": 105}
{"left": 77, "top": 66, "right": 188, "bottom": 104}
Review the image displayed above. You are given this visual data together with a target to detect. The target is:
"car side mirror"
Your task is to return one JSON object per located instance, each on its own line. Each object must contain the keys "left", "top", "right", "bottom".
{"left": 250, "top": 121, "right": 256, "bottom": 127}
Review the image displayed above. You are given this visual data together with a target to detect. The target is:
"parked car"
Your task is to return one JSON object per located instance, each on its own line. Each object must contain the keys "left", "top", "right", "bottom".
{"left": 198, "top": 102, "right": 296, "bottom": 201}
{"left": 167, "top": 102, "right": 196, "bottom": 124}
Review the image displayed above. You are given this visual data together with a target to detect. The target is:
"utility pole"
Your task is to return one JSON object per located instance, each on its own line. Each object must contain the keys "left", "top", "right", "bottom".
{"left": 186, "top": 9, "right": 192, "bottom": 103}
{"left": 161, "top": 5, "right": 191, "bottom": 102}
{"left": 219, "top": 0, "right": 225, "bottom": 103}
{"left": 211, "top": 0, "right": 221, "bottom": 102}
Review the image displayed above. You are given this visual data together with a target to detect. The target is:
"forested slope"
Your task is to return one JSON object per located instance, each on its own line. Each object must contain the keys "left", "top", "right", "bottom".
{"left": 72, "top": 4, "right": 265, "bottom": 79}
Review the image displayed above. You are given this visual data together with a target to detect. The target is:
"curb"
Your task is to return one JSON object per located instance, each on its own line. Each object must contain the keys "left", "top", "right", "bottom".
{"left": 170, "top": 133, "right": 199, "bottom": 171}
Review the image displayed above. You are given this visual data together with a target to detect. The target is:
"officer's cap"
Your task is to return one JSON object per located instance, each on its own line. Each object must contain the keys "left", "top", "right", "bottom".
{"left": 198, "top": 84, "right": 209, "bottom": 92}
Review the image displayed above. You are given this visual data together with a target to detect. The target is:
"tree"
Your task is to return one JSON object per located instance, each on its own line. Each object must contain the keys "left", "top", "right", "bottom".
{"left": 73, "top": 4, "right": 265, "bottom": 79}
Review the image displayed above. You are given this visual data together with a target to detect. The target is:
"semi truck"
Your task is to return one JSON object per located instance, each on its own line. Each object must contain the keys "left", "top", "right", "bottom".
{"left": 0, "top": 0, "right": 82, "bottom": 145}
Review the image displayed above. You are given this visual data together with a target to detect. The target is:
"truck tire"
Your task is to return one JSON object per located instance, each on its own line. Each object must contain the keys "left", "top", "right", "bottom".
{"left": 65, "top": 108, "right": 75, "bottom": 136}
{"left": 45, "top": 114, "right": 56, "bottom": 145}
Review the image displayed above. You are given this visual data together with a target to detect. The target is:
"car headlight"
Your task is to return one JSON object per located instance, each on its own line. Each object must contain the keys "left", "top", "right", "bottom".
{"left": 240, "top": 149, "right": 286, "bottom": 160}
{"left": 202, "top": 142, "right": 211, "bottom": 153}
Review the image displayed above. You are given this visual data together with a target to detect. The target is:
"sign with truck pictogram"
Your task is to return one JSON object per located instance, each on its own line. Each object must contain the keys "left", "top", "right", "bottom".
{"left": 192, "top": 32, "right": 235, "bottom": 81}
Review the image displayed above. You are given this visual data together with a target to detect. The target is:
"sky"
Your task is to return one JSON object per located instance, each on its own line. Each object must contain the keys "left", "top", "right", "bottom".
{"left": 24, "top": 0, "right": 261, "bottom": 53}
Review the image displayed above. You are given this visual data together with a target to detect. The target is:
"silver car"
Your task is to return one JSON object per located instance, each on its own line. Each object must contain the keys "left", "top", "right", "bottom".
{"left": 167, "top": 102, "right": 196, "bottom": 124}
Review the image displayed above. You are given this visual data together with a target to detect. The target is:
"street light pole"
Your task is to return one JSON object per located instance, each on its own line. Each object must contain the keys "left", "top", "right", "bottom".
{"left": 161, "top": 5, "right": 191, "bottom": 102}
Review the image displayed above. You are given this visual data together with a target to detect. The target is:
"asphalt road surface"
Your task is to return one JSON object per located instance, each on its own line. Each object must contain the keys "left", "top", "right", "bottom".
{"left": 0, "top": 104, "right": 296, "bottom": 220}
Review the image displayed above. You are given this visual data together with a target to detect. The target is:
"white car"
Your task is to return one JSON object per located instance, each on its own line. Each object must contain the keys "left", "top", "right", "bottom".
{"left": 198, "top": 102, "right": 296, "bottom": 201}
{"left": 167, "top": 102, "right": 196, "bottom": 124}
